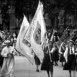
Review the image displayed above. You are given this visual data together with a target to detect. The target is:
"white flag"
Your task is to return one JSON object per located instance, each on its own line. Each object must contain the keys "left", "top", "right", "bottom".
{"left": 22, "top": 22, "right": 33, "bottom": 48}
{"left": 16, "top": 15, "right": 34, "bottom": 64}
{"left": 30, "top": 1, "right": 46, "bottom": 62}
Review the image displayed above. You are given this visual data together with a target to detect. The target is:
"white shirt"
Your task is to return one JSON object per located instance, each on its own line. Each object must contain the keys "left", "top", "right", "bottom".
{"left": 1, "top": 46, "right": 14, "bottom": 57}
{"left": 59, "top": 42, "right": 64, "bottom": 54}
{"left": 70, "top": 46, "right": 74, "bottom": 54}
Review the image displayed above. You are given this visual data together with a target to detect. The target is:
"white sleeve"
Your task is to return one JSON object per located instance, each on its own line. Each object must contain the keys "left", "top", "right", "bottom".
{"left": 50, "top": 34, "right": 54, "bottom": 41}
{"left": 50, "top": 47, "right": 55, "bottom": 53}
{"left": 59, "top": 44, "right": 63, "bottom": 54}
{"left": 72, "top": 46, "right": 74, "bottom": 53}
{"left": 1, "top": 47, "right": 7, "bottom": 57}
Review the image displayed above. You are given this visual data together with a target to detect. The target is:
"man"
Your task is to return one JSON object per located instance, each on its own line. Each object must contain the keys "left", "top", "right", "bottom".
{"left": 1, "top": 40, "right": 15, "bottom": 77}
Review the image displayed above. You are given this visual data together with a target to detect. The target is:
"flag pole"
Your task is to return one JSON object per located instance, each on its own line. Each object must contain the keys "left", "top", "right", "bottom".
{"left": 48, "top": 41, "right": 52, "bottom": 62}
{"left": 46, "top": 35, "right": 52, "bottom": 62}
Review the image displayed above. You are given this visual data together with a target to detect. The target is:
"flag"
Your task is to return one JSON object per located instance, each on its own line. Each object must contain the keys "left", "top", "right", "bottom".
{"left": 56, "top": 28, "right": 76, "bottom": 47}
{"left": 30, "top": 1, "right": 46, "bottom": 62}
{"left": 50, "top": 29, "right": 57, "bottom": 42}
{"left": 22, "top": 22, "right": 33, "bottom": 47}
{"left": 15, "top": 15, "right": 34, "bottom": 64}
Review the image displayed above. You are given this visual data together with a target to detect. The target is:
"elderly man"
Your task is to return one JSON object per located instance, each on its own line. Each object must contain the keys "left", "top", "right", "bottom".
{"left": 1, "top": 40, "right": 15, "bottom": 77}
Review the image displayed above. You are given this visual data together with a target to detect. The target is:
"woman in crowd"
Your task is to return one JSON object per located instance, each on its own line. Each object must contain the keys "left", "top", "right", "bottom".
{"left": 51, "top": 43, "right": 59, "bottom": 66}
{"left": 59, "top": 42, "right": 66, "bottom": 66}
{"left": 63, "top": 40, "right": 76, "bottom": 77}
{"left": 41, "top": 32, "right": 53, "bottom": 77}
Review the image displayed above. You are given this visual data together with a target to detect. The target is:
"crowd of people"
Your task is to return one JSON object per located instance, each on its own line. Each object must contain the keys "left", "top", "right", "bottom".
{"left": 0, "top": 29, "right": 77, "bottom": 77}
{"left": 39, "top": 29, "right": 77, "bottom": 77}
{"left": 0, "top": 30, "right": 17, "bottom": 77}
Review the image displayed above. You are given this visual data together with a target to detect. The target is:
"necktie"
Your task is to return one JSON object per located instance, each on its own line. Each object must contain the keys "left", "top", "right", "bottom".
{"left": 70, "top": 47, "right": 73, "bottom": 54}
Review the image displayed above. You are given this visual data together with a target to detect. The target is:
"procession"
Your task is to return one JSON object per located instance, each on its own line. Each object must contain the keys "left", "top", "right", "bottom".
{"left": 0, "top": 0, "right": 77, "bottom": 77}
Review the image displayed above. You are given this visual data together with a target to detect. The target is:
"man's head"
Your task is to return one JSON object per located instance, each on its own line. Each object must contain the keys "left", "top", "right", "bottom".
{"left": 68, "top": 40, "right": 74, "bottom": 47}
{"left": 4, "top": 40, "right": 11, "bottom": 47}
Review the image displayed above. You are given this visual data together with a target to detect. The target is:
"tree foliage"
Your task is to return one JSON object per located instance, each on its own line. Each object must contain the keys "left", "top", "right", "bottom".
{"left": 1, "top": 0, "right": 77, "bottom": 23}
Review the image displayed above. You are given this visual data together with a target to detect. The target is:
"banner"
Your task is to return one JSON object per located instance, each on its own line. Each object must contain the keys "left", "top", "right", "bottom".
{"left": 16, "top": 15, "right": 34, "bottom": 64}
{"left": 56, "top": 29, "right": 76, "bottom": 48}
{"left": 30, "top": 1, "right": 46, "bottom": 62}
{"left": 22, "top": 23, "right": 33, "bottom": 47}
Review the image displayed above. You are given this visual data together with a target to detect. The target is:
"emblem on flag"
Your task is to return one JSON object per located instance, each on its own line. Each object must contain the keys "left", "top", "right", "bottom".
{"left": 15, "top": 15, "right": 34, "bottom": 64}
{"left": 22, "top": 39, "right": 31, "bottom": 47}
{"left": 33, "top": 21, "right": 41, "bottom": 44}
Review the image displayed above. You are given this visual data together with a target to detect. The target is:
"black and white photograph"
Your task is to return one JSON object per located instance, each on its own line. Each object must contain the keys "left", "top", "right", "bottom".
{"left": 0, "top": 0, "right": 77, "bottom": 77}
